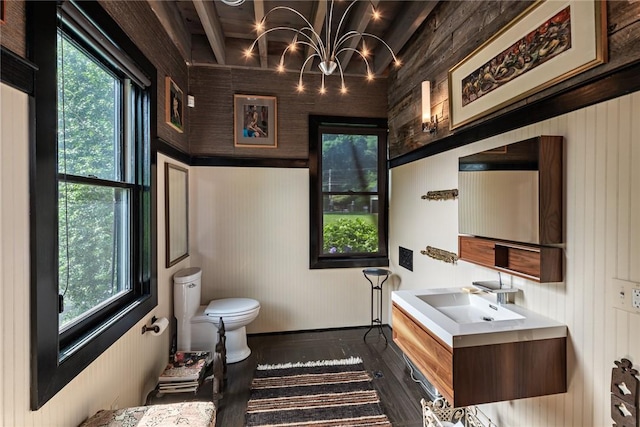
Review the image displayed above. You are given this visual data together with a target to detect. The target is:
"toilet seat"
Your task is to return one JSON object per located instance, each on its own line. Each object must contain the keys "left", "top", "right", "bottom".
{"left": 205, "top": 298, "right": 260, "bottom": 318}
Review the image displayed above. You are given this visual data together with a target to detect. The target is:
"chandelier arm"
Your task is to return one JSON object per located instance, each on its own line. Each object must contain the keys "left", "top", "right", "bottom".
{"left": 357, "top": 32, "right": 400, "bottom": 62}
{"left": 262, "top": 6, "right": 316, "bottom": 29}
{"left": 261, "top": 6, "right": 326, "bottom": 54}
{"left": 253, "top": 26, "right": 319, "bottom": 47}
{"left": 332, "top": 0, "right": 361, "bottom": 57}
{"left": 335, "top": 47, "right": 373, "bottom": 75}
{"left": 334, "top": 30, "right": 365, "bottom": 51}
{"left": 280, "top": 39, "right": 321, "bottom": 69}
{"left": 298, "top": 53, "right": 319, "bottom": 89}
{"left": 249, "top": 26, "right": 322, "bottom": 59}
{"left": 326, "top": 0, "right": 335, "bottom": 61}
{"left": 333, "top": 56, "right": 347, "bottom": 92}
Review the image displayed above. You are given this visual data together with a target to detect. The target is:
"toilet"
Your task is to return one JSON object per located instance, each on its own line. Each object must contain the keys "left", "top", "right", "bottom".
{"left": 173, "top": 267, "right": 260, "bottom": 363}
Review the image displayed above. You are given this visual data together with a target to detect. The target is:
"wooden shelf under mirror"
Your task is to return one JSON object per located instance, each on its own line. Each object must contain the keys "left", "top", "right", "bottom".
{"left": 459, "top": 235, "right": 563, "bottom": 282}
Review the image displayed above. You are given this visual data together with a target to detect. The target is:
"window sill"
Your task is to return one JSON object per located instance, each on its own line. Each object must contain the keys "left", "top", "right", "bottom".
{"left": 310, "top": 256, "right": 389, "bottom": 270}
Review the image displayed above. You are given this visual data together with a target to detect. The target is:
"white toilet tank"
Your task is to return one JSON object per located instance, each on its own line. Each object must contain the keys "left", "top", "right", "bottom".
{"left": 173, "top": 267, "right": 202, "bottom": 351}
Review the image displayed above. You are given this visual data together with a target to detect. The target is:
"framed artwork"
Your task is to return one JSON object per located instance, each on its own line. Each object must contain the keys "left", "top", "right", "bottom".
{"left": 448, "top": 0, "right": 607, "bottom": 130}
{"left": 165, "top": 77, "right": 184, "bottom": 133}
{"left": 165, "top": 163, "right": 189, "bottom": 267}
{"left": 234, "top": 94, "right": 277, "bottom": 148}
{"left": 1, "top": 0, "right": 5, "bottom": 24}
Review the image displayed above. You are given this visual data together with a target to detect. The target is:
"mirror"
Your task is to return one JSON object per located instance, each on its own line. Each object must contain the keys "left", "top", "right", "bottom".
{"left": 458, "top": 138, "right": 548, "bottom": 245}
{"left": 165, "top": 163, "right": 189, "bottom": 267}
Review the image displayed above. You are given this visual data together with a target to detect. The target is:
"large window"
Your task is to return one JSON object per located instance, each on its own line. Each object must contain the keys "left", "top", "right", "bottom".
{"left": 30, "top": 2, "right": 155, "bottom": 409}
{"left": 309, "top": 116, "right": 389, "bottom": 269}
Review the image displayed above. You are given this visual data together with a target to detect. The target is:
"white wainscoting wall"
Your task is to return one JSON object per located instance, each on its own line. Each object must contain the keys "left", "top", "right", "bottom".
{"left": 0, "top": 84, "right": 186, "bottom": 426}
{"left": 189, "top": 166, "right": 375, "bottom": 333}
{"left": 389, "top": 90, "right": 640, "bottom": 426}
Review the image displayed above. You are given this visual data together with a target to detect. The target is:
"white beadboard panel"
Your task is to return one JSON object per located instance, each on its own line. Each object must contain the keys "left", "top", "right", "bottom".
{"left": 0, "top": 84, "right": 171, "bottom": 426}
{"left": 190, "top": 167, "right": 375, "bottom": 333}
{"left": 389, "top": 90, "right": 640, "bottom": 427}
{"left": 1, "top": 84, "right": 30, "bottom": 427}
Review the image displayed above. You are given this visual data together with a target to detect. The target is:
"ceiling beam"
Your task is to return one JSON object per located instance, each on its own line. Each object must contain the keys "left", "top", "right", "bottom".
{"left": 192, "top": 0, "right": 226, "bottom": 65}
{"left": 253, "top": 0, "right": 268, "bottom": 68}
{"left": 372, "top": 0, "right": 437, "bottom": 75}
{"left": 337, "top": 0, "right": 378, "bottom": 72}
{"left": 303, "top": 0, "right": 327, "bottom": 72}
{"left": 146, "top": 0, "right": 192, "bottom": 63}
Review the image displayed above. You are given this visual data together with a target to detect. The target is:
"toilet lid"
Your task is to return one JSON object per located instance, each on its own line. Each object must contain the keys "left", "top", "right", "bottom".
{"left": 205, "top": 298, "right": 260, "bottom": 316}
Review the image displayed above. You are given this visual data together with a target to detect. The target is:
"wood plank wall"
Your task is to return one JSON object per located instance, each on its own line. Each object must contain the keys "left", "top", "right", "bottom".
{"left": 0, "top": 2, "right": 190, "bottom": 153}
{"left": 388, "top": 0, "right": 640, "bottom": 159}
{"left": 0, "top": 0, "right": 26, "bottom": 57}
{"left": 99, "top": 1, "right": 189, "bottom": 153}
{"left": 188, "top": 67, "right": 388, "bottom": 159}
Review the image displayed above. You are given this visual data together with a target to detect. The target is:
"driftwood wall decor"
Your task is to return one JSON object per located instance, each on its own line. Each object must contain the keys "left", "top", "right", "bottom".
{"left": 611, "top": 358, "right": 639, "bottom": 427}
{"left": 420, "top": 246, "right": 458, "bottom": 264}
{"left": 421, "top": 189, "right": 459, "bottom": 201}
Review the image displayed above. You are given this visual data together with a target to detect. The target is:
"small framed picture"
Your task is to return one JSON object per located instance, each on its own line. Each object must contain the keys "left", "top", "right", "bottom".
{"left": 234, "top": 94, "right": 277, "bottom": 148}
{"left": 165, "top": 77, "right": 184, "bottom": 133}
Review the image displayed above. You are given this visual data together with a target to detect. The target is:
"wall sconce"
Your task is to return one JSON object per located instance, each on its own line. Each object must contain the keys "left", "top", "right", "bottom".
{"left": 422, "top": 81, "right": 438, "bottom": 134}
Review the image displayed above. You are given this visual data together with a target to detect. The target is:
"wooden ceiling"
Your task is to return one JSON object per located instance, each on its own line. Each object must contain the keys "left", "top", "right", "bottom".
{"left": 147, "top": 0, "right": 438, "bottom": 76}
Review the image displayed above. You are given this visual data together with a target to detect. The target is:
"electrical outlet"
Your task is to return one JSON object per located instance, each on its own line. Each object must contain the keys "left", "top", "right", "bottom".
{"left": 611, "top": 278, "right": 640, "bottom": 315}
{"left": 633, "top": 288, "right": 640, "bottom": 309}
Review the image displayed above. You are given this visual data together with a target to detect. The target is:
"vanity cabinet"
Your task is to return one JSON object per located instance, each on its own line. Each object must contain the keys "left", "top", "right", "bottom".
{"left": 459, "top": 235, "right": 563, "bottom": 282}
{"left": 392, "top": 303, "right": 566, "bottom": 407}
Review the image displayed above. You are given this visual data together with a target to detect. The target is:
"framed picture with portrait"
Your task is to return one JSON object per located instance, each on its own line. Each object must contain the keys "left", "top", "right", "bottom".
{"left": 165, "top": 77, "right": 184, "bottom": 133}
{"left": 234, "top": 94, "right": 277, "bottom": 148}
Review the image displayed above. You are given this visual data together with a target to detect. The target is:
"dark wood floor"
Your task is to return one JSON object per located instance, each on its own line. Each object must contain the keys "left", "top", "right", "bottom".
{"left": 215, "top": 326, "right": 427, "bottom": 427}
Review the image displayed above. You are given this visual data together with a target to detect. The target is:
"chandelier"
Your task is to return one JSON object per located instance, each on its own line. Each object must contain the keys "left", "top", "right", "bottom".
{"left": 244, "top": 0, "right": 401, "bottom": 94}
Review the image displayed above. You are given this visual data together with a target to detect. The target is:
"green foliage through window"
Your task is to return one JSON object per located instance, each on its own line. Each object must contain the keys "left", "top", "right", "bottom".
{"left": 57, "top": 31, "right": 132, "bottom": 328}
{"left": 323, "top": 217, "right": 379, "bottom": 254}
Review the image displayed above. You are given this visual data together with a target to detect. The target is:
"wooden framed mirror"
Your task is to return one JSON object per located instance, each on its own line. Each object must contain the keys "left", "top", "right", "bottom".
{"left": 165, "top": 163, "right": 189, "bottom": 267}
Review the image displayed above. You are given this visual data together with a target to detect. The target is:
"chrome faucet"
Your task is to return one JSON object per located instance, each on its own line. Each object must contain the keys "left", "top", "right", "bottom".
{"left": 472, "top": 273, "right": 518, "bottom": 304}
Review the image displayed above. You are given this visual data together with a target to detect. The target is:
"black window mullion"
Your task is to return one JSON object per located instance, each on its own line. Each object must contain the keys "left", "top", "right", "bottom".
{"left": 309, "top": 115, "right": 389, "bottom": 269}
{"left": 30, "top": 1, "right": 157, "bottom": 409}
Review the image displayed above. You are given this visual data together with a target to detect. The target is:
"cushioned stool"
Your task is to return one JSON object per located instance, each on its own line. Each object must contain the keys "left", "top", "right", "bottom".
{"left": 79, "top": 401, "right": 215, "bottom": 427}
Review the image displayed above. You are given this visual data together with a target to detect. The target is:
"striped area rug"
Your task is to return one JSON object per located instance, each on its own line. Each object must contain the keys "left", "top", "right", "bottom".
{"left": 245, "top": 357, "right": 392, "bottom": 426}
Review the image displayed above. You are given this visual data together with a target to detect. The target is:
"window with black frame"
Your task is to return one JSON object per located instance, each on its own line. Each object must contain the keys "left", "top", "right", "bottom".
{"left": 30, "top": 1, "right": 155, "bottom": 409}
{"left": 309, "top": 116, "right": 389, "bottom": 269}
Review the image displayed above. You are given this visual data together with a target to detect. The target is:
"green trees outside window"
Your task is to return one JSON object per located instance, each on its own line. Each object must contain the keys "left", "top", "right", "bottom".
{"left": 309, "top": 115, "right": 388, "bottom": 269}
{"left": 57, "top": 33, "right": 133, "bottom": 328}
{"left": 321, "top": 133, "right": 379, "bottom": 254}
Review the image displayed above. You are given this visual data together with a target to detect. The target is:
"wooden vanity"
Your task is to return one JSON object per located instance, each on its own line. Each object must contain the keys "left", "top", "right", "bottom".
{"left": 392, "top": 295, "right": 567, "bottom": 407}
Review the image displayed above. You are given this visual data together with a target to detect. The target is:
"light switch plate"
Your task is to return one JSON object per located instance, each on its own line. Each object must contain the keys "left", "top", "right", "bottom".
{"left": 611, "top": 278, "right": 640, "bottom": 315}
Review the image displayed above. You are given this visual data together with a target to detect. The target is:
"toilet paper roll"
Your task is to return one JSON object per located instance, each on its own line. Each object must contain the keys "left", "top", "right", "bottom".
{"left": 151, "top": 317, "right": 169, "bottom": 336}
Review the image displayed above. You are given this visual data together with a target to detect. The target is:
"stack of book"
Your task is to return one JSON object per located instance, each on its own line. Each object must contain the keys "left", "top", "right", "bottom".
{"left": 157, "top": 351, "right": 211, "bottom": 395}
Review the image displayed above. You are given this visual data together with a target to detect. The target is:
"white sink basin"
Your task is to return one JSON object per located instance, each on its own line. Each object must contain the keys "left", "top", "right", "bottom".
{"left": 392, "top": 288, "right": 567, "bottom": 348}
{"left": 418, "top": 292, "right": 525, "bottom": 324}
